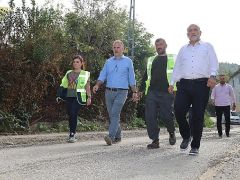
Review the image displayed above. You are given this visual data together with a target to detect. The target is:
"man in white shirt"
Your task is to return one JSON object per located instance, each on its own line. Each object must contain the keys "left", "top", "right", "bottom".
{"left": 169, "top": 24, "right": 219, "bottom": 155}
{"left": 211, "top": 74, "right": 236, "bottom": 138}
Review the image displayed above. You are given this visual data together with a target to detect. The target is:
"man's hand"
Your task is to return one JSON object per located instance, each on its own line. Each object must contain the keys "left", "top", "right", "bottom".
{"left": 232, "top": 103, "right": 236, "bottom": 111}
{"left": 93, "top": 85, "right": 99, "bottom": 94}
{"left": 132, "top": 92, "right": 139, "bottom": 102}
{"left": 207, "top": 77, "right": 216, "bottom": 89}
{"left": 168, "top": 85, "right": 174, "bottom": 94}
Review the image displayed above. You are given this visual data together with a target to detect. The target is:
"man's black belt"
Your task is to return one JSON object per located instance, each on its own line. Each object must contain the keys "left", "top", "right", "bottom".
{"left": 180, "top": 78, "right": 208, "bottom": 82}
{"left": 106, "top": 87, "right": 128, "bottom": 91}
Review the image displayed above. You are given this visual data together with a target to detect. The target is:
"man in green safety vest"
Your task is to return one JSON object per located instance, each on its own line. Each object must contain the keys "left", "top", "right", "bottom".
{"left": 139, "top": 38, "right": 176, "bottom": 149}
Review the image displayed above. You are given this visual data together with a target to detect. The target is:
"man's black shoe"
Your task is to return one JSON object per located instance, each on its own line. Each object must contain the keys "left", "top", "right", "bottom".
{"left": 169, "top": 132, "right": 176, "bottom": 145}
{"left": 147, "top": 139, "right": 159, "bottom": 149}
{"left": 189, "top": 148, "right": 199, "bottom": 156}
{"left": 180, "top": 138, "right": 191, "bottom": 150}
{"left": 226, "top": 134, "right": 230, "bottom": 137}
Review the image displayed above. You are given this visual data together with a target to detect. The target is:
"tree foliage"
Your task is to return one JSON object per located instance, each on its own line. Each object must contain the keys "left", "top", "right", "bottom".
{"left": 0, "top": 0, "right": 153, "bottom": 132}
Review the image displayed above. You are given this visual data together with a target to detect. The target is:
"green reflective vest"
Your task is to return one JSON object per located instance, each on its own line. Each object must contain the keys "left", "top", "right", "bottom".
{"left": 145, "top": 54, "right": 176, "bottom": 95}
{"left": 60, "top": 70, "right": 90, "bottom": 104}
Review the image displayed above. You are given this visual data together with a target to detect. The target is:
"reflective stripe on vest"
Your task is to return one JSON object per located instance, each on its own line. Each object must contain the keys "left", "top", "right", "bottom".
{"left": 76, "top": 71, "right": 90, "bottom": 103}
{"left": 76, "top": 89, "right": 86, "bottom": 93}
{"left": 145, "top": 54, "right": 176, "bottom": 95}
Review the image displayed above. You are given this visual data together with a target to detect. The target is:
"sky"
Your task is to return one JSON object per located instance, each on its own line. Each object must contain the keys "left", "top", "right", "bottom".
{"left": 1, "top": 0, "right": 240, "bottom": 64}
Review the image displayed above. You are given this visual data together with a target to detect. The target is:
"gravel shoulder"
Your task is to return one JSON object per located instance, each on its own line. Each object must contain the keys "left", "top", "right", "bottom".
{"left": 0, "top": 127, "right": 217, "bottom": 149}
{"left": 0, "top": 129, "right": 149, "bottom": 149}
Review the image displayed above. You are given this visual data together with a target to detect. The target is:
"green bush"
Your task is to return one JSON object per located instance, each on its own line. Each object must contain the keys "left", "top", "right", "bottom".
{"left": 127, "top": 118, "right": 146, "bottom": 129}
{"left": 204, "top": 112, "right": 214, "bottom": 128}
{"left": 51, "top": 121, "right": 69, "bottom": 132}
{"left": 35, "top": 121, "right": 69, "bottom": 133}
{"left": 0, "top": 110, "right": 27, "bottom": 133}
{"left": 35, "top": 122, "right": 51, "bottom": 133}
{"left": 13, "top": 103, "right": 31, "bottom": 131}
{"left": 77, "top": 119, "right": 103, "bottom": 132}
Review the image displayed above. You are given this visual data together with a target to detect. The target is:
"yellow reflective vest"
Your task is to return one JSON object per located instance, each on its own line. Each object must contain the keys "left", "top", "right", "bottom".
{"left": 145, "top": 54, "right": 176, "bottom": 95}
{"left": 59, "top": 70, "right": 90, "bottom": 105}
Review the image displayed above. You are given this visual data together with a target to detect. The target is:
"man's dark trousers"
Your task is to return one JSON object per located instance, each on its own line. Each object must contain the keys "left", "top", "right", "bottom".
{"left": 174, "top": 78, "right": 210, "bottom": 149}
{"left": 215, "top": 105, "right": 230, "bottom": 136}
{"left": 145, "top": 90, "right": 175, "bottom": 141}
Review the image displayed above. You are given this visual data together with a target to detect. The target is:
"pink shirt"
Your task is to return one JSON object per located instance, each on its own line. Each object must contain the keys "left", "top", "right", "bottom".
{"left": 211, "top": 83, "right": 236, "bottom": 106}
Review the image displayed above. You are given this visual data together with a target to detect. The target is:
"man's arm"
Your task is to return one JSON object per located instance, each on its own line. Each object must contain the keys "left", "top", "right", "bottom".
{"left": 208, "top": 43, "right": 219, "bottom": 77}
{"left": 169, "top": 48, "right": 183, "bottom": 93}
{"left": 128, "top": 59, "right": 137, "bottom": 89}
{"left": 139, "top": 69, "right": 147, "bottom": 92}
{"left": 93, "top": 80, "right": 104, "bottom": 94}
{"left": 206, "top": 43, "right": 218, "bottom": 88}
{"left": 128, "top": 59, "right": 139, "bottom": 102}
{"left": 93, "top": 62, "right": 107, "bottom": 93}
{"left": 210, "top": 86, "right": 216, "bottom": 105}
{"left": 170, "top": 48, "right": 183, "bottom": 86}
{"left": 229, "top": 85, "right": 236, "bottom": 110}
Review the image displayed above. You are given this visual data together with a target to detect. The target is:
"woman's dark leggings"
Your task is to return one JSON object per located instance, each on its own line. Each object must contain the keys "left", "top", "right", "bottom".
{"left": 66, "top": 97, "right": 81, "bottom": 134}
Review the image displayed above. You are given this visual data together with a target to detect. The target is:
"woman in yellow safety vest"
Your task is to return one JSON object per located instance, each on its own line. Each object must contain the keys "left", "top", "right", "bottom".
{"left": 56, "top": 55, "right": 91, "bottom": 143}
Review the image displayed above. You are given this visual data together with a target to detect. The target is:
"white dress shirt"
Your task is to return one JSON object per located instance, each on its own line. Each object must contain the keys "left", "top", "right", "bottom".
{"left": 170, "top": 41, "right": 219, "bottom": 85}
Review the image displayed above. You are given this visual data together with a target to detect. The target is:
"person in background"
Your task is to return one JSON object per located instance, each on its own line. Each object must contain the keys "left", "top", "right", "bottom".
{"left": 211, "top": 74, "right": 236, "bottom": 138}
{"left": 139, "top": 38, "right": 176, "bottom": 149}
{"left": 169, "top": 24, "right": 219, "bottom": 155}
{"left": 57, "top": 55, "right": 91, "bottom": 143}
{"left": 93, "top": 40, "right": 138, "bottom": 145}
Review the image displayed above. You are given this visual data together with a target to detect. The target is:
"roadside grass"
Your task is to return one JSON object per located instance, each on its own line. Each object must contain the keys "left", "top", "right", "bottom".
{"left": 34, "top": 112, "right": 214, "bottom": 133}
{"left": 2, "top": 112, "right": 214, "bottom": 134}
{"left": 126, "top": 118, "right": 146, "bottom": 129}
{"left": 31, "top": 118, "right": 105, "bottom": 133}
{"left": 204, "top": 112, "right": 215, "bottom": 128}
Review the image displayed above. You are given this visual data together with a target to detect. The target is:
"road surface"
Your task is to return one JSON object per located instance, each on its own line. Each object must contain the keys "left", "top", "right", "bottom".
{"left": 1, "top": 127, "right": 240, "bottom": 180}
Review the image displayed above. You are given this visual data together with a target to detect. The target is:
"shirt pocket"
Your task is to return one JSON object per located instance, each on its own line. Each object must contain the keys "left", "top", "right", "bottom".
{"left": 197, "top": 48, "right": 208, "bottom": 60}
{"left": 117, "top": 65, "right": 128, "bottom": 75}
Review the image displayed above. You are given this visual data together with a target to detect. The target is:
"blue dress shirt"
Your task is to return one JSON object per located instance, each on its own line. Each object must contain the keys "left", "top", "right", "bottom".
{"left": 98, "top": 55, "right": 136, "bottom": 89}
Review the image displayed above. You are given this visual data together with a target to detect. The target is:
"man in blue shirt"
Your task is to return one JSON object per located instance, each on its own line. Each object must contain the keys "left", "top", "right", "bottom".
{"left": 93, "top": 40, "right": 138, "bottom": 145}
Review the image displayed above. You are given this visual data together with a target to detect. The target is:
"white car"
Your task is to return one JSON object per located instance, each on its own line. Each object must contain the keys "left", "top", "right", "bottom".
{"left": 222, "top": 111, "right": 240, "bottom": 125}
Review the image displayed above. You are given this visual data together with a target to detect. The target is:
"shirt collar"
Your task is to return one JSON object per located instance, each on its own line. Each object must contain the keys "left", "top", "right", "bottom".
{"left": 187, "top": 40, "right": 203, "bottom": 46}
{"left": 113, "top": 55, "right": 124, "bottom": 60}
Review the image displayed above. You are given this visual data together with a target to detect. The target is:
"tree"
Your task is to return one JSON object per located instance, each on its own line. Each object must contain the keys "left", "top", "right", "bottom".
{"left": 0, "top": 0, "right": 154, "bottom": 132}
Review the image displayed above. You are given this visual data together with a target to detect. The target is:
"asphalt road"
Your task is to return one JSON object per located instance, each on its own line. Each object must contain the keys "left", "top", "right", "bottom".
{"left": 1, "top": 127, "right": 240, "bottom": 180}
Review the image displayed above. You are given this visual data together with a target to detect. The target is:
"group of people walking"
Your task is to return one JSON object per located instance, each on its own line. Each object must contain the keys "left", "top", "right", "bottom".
{"left": 56, "top": 23, "right": 237, "bottom": 156}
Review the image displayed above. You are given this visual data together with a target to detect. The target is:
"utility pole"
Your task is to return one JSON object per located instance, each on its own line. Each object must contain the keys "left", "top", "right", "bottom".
{"left": 128, "top": 0, "right": 135, "bottom": 60}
